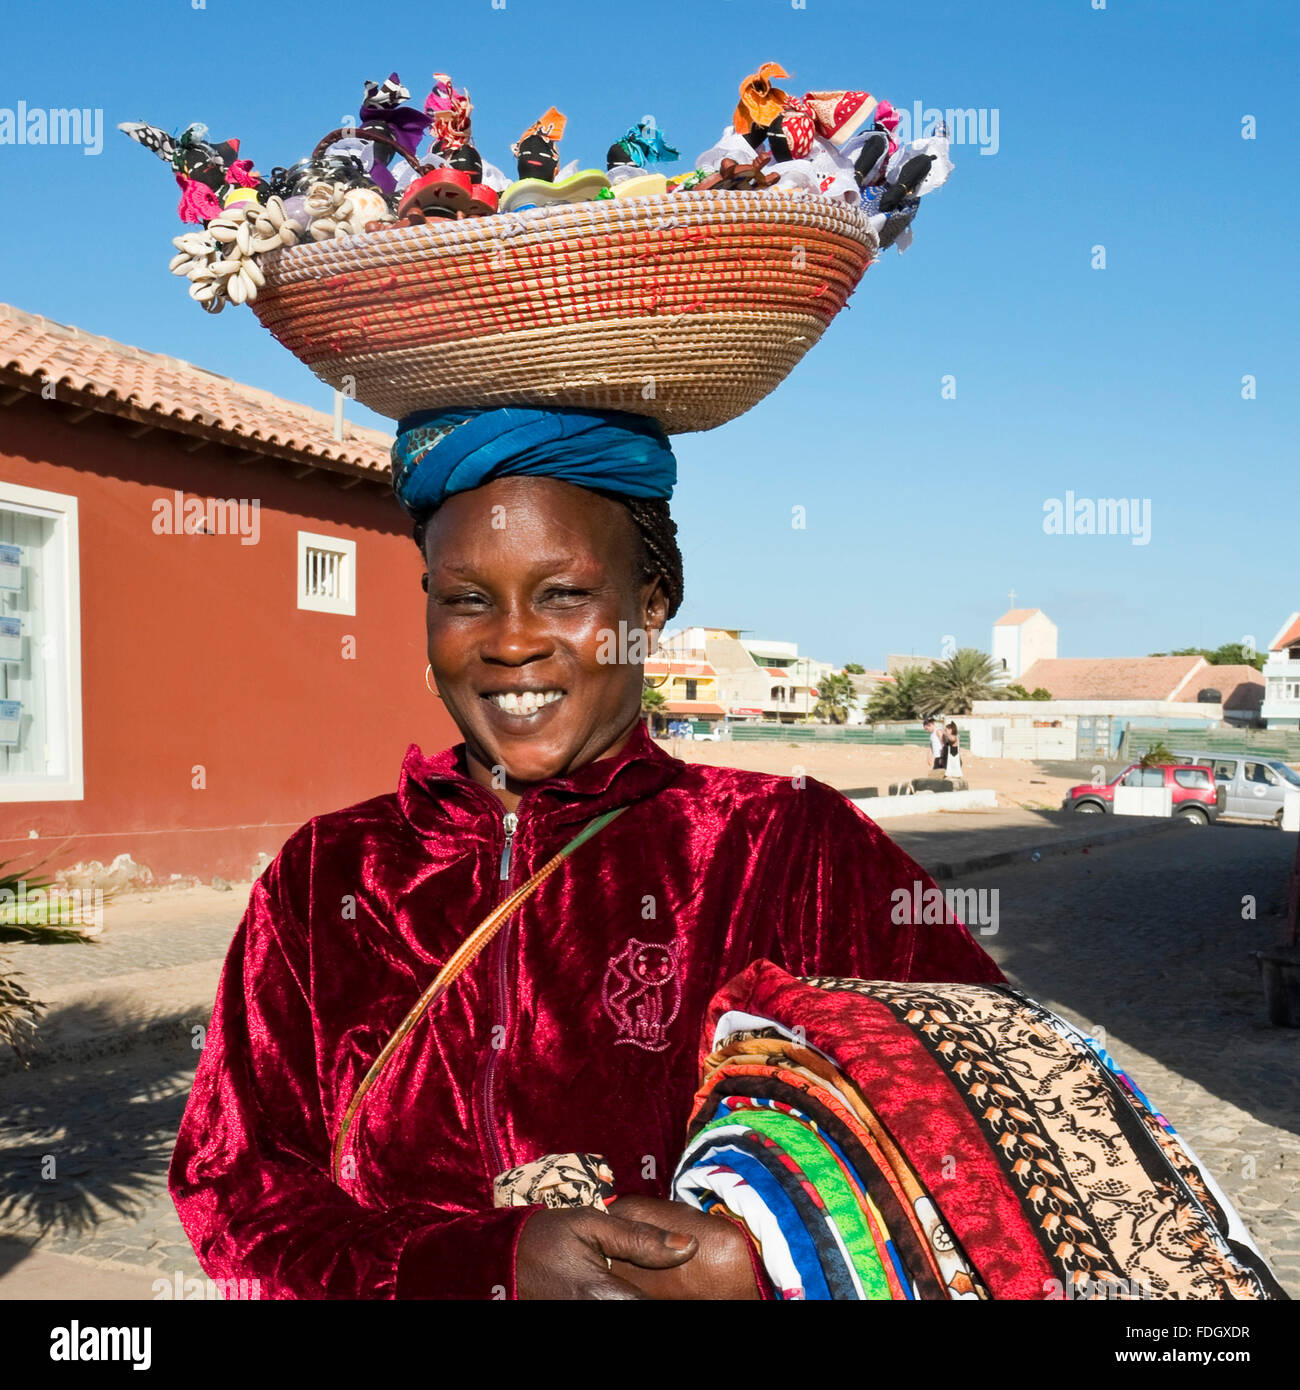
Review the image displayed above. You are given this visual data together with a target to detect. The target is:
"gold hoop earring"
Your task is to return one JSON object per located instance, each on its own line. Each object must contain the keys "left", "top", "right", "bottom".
{"left": 644, "top": 669, "right": 671, "bottom": 690}
{"left": 425, "top": 664, "right": 442, "bottom": 700}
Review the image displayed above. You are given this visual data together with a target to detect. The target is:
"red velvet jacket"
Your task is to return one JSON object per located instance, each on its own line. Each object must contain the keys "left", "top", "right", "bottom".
{"left": 169, "top": 721, "right": 1002, "bottom": 1299}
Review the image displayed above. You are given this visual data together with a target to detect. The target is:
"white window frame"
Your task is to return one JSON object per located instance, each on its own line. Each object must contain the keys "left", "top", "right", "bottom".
{"left": 0, "top": 480, "right": 83, "bottom": 803}
{"left": 297, "top": 530, "right": 356, "bottom": 616}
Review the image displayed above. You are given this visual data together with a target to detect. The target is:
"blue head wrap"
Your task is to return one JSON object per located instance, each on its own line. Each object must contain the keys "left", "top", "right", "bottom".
{"left": 391, "top": 406, "right": 677, "bottom": 517}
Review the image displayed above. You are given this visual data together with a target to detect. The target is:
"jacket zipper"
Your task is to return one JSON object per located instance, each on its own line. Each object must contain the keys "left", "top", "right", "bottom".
{"left": 479, "top": 809, "right": 518, "bottom": 1177}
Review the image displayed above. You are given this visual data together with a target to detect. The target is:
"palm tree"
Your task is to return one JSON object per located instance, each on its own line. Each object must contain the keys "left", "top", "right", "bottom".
{"left": 918, "top": 648, "right": 1004, "bottom": 716}
{"left": 865, "top": 667, "right": 931, "bottom": 722}
{"left": 641, "top": 683, "right": 668, "bottom": 727}
{"left": 1138, "top": 741, "right": 1176, "bottom": 768}
{"left": 814, "top": 672, "right": 856, "bottom": 725}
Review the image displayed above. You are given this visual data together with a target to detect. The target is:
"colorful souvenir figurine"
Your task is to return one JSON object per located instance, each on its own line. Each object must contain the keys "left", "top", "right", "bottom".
{"left": 323, "top": 76, "right": 432, "bottom": 198}
{"left": 766, "top": 96, "right": 816, "bottom": 162}
{"left": 120, "top": 120, "right": 265, "bottom": 225}
{"left": 173, "top": 126, "right": 246, "bottom": 193}
{"left": 731, "top": 64, "right": 824, "bottom": 164}
{"left": 398, "top": 166, "right": 474, "bottom": 219}
{"left": 688, "top": 150, "right": 780, "bottom": 193}
{"left": 844, "top": 99, "right": 902, "bottom": 188}
{"left": 512, "top": 107, "right": 566, "bottom": 181}
{"left": 803, "top": 91, "right": 881, "bottom": 149}
{"left": 733, "top": 62, "right": 789, "bottom": 151}
{"left": 606, "top": 115, "right": 679, "bottom": 170}
{"left": 437, "top": 131, "right": 493, "bottom": 214}
{"left": 425, "top": 72, "right": 473, "bottom": 154}
{"left": 499, "top": 167, "right": 610, "bottom": 214}
{"left": 878, "top": 152, "right": 936, "bottom": 211}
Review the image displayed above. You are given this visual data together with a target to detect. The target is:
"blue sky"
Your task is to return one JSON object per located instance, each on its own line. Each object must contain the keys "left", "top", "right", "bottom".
{"left": 0, "top": 0, "right": 1294, "bottom": 667}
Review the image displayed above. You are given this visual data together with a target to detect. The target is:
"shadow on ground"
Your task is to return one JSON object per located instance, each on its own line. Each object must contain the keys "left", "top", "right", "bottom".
{"left": 0, "top": 1004, "right": 201, "bottom": 1239}
{"left": 959, "top": 822, "right": 1300, "bottom": 1141}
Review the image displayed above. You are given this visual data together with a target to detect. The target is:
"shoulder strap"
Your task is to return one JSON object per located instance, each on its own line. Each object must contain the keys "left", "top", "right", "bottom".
{"left": 331, "top": 804, "right": 628, "bottom": 1184}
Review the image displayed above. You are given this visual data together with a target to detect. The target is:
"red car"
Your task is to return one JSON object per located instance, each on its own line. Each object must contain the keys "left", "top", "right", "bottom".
{"left": 1064, "top": 762, "right": 1224, "bottom": 824}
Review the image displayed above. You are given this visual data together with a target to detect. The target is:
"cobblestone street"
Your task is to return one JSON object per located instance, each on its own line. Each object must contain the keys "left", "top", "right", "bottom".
{"left": 968, "top": 821, "right": 1300, "bottom": 1295}
{"left": 0, "top": 821, "right": 1296, "bottom": 1297}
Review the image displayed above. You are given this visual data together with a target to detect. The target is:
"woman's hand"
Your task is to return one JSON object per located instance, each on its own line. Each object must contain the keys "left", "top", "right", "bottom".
{"left": 606, "top": 1195, "right": 761, "bottom": 1300}
{"left": 515, "top": 1206, "right": 698, "bottom": 1300}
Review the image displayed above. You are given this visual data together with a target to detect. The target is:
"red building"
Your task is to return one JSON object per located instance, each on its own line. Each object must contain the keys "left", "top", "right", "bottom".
{"left": 0, "top": 304, "right": 457, "bottom": 882}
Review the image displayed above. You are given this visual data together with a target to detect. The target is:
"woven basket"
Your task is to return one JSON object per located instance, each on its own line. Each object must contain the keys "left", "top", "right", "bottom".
{"left": 250, "top": 191, "right": 877, "bottom": 432}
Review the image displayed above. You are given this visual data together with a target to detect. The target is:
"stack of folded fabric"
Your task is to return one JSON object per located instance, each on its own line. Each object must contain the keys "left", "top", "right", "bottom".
{"left": 672, "top": 960, "right": 1286, "bottom": 1301}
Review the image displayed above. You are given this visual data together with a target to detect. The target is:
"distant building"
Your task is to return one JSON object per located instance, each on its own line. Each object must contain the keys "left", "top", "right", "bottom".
{"left": 0, "top": 303, "right": 457, "bottom": 881}
{"left": 1261, "top": 613, "right": 1300, "bottom": 729}
{"left": 886, "top": 653, "right": 938, "bottom": 677}
{"left": 1018, "top": 656, "right": 1263, "bottom": 719}
{"left": 661, "top": 627, "right": 825, "bottom": 724}
{"left": 641, "top": 651, "right": 725, "bottom": 731}
{"left": 992, "top": 608, "right": 1058, "bottom": 682}
{"left": 967, "top": 655, "right": 1264, "bottom": 759}
{"left": 845, "top": 670, "right": 891, "bottom": 725}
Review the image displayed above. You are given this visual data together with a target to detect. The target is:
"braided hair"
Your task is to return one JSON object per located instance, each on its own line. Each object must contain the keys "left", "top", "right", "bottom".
{"left": 413, "top": 489, "right": 684, "bottom": 620}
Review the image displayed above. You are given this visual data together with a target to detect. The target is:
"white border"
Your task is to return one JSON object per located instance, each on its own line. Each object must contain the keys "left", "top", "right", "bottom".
{"left": 0, "top": 480, "right": 83, "bottom": 803}
{"left": 296, "top": 530, "right": 356, "bottom": 616}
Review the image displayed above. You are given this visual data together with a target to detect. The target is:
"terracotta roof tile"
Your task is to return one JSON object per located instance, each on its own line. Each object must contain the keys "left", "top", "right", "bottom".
{"left": 1173, "top": 665, "right": 1265, "bottom": 709}
{"left": 0, "top": 303, "right": 392, "bottom": 477}
{"left": 643, "top": 659, "right": 717, "bottom": 678}
{"left": 1018, "top": 656, "right": 1206, "bottom": 701}
{"left": 1270, "top": 613, "right": 1300, "bottom": 652}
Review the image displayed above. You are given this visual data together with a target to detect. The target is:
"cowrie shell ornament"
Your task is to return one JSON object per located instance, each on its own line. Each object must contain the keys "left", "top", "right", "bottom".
{"left": 166, "top": 195, "right": 303, "bottom": 313}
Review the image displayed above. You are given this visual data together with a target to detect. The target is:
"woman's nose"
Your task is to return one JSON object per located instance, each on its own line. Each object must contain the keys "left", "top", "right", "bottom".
{"left": 480, "top": 604, "right": 553, "bottom": 665}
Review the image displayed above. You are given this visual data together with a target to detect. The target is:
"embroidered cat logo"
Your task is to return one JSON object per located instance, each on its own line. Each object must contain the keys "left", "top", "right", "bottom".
{"left": 600, "top": 939, "right": 681, "bottom": 1051}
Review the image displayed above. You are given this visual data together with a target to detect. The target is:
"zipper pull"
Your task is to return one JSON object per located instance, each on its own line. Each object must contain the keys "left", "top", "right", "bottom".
{"left": 499, "top": 811, "right": 518, "bottom": 881}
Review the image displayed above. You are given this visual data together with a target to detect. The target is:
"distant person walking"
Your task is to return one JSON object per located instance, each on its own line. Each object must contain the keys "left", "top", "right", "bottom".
{"left": 943, "top": 721, "right": 964, "bottom": 779}
{"left": 924, "top": 716, "right": 945, "bottom": 771}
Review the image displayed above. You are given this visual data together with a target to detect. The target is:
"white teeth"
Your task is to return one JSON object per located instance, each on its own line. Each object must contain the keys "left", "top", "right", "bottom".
{"left": 487, "top": 690, "right": 563, "bottom": 715}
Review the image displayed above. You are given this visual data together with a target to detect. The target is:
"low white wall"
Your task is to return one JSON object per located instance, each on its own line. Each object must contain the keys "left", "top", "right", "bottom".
{"left": 850, "top": 788, "right": 998, "bottom": 819}
{"left": 968, "top": 720, "right": 1077, "bottom": 760}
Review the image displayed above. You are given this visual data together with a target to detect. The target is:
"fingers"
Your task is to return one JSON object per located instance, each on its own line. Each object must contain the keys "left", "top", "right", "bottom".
{"left": 591, "top": 1214, "right": 698, "bottom": 1271}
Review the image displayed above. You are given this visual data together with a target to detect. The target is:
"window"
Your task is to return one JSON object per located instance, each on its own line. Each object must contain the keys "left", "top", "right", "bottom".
{"left": 1173, "top": 768, "right": 1211, "bottom": 789}
{"left": 1244, "top": 762, "right": 1278, "bottom": 786}
{"left": 1212, "top": 759, "right": 1239, "bottom": 784}
{"left": 0, "top": 482, "right": 83, "bottom": 802}
{"left": 1140, "top": 767, "right": 1165, "bottom": 788}
{"left": 684, "top": 679, "right": 698, "bottom": 702}
{"left": 297, "top": 531, "right": 355, "bottom": 615}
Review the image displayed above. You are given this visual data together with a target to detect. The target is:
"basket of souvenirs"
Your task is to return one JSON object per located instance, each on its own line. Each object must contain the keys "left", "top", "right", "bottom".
{"left": 124, "top": 63, "right": 954, "bottom": 431}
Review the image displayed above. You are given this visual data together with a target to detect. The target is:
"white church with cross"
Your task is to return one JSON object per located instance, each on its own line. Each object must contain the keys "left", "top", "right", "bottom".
{"left": 991, "top": 593, "right": 1058, "bottom": 683}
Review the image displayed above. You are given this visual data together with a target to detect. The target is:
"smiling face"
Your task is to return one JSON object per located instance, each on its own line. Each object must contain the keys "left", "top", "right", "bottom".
{"left": 422, "top": 476, "right": 668, "bottom": 796}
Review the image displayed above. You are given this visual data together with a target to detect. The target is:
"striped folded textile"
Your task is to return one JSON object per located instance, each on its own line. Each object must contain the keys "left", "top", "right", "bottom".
{"left": 671, "top": 960, "right": 1286, "bottom": 1301}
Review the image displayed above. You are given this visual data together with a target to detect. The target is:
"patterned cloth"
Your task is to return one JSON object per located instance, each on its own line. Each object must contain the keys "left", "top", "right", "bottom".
{"left": 493, "top": 1153, "right": 616, "bottom": 1212}
{"left": 672, "top": 961, "right": 1288, "bottom": 1301}
{"left": 391, "top": 406, "right": 677, "bottom": 515}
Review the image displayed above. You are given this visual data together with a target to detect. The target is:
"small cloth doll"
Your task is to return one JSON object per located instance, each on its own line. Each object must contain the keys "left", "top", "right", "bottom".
{"left": 733, "top": 63, "right": 815, "bottom": 163}
{"left": 606, "top": 115, "right": 679, "bottom": 170}
{"left": 512, "top": 106, "right": 567, "bottom": 182}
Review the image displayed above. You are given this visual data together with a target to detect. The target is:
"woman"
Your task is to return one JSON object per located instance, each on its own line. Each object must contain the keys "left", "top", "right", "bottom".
{"left": 169, "top": 406, "right": 1002, "bottom": 1300}
{"left": 943, "top": 721, "right": 964, "bottom": 779}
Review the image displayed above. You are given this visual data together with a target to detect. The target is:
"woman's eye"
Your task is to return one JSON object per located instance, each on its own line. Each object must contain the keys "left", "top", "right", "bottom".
{"left": 438, "top": 591, "right": 489, "bottom": 608}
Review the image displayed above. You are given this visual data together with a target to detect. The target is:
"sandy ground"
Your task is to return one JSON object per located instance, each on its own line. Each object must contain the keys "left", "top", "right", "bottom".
{"left": 666, "top": 738, "right": 1076, "bottom": 810}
